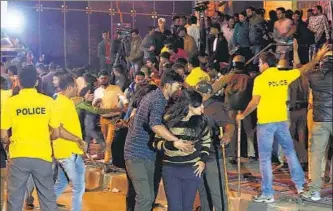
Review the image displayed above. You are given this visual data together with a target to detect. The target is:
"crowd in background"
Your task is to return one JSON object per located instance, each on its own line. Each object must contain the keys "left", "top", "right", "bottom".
{"left": 0, "top": 4, "right": 332, "bottom": 211}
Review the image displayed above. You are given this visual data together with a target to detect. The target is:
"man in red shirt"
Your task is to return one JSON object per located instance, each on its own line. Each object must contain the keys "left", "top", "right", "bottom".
{"left": 98, "top": 31, "right": 112, "bottom": 72}
{"left": 168, "top": 44, "right": 189, "bottom": 63}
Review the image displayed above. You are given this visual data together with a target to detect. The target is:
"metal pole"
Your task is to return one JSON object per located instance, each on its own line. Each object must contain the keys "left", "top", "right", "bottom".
{"left": 237, "top": 110, "right": 241, "bottom": 198}
{"left": 63, "top": 0, "right": 67, "bottom": 68}
{"left": 88, "top": 1, "right": 91, "bottom": 65}
{"left": 38, "top": 0, "right": 41, "bottom": 57}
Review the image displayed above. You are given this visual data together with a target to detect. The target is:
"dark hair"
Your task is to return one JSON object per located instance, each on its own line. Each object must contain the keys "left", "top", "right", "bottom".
{"left": 276, "top": 7, "right": 286, "bottom": 14}
{"left": 285, "top": 9, "right": 294, "bottom": 19}
{"left": 172, "top": 15, "right": 180, "bottom": 21}
{"left": 8, "top": 65, "right": 18, "bottom": 75}
{"left": 113, "top": 64, "right": 125, "bottom": 74}
{"left": 247, "top": 6, "right": 255, "bottom": 11}
{"left": 307, "top": 8, "right": 313, "bottom": 13}
{"left": 160, "top": 52, "right": 171, "bottom": 60}
{"left": 210, "top": 23, "right": 221, "bottom": 32}
{"left": 188, "top": 56, "right": 200, "bottom": 68}
{"left": 132, "top": 84, "right": 158, "bottom": 108}
{"left": 134, "top": 71, "right": 145, "bottom": 78}
{"left": 131, "top": 28, "right": 139, "bottom": 34}
{"left": 160, "top": 69, "right": 183, "bottom": 87}
{"left": 164, "top": 38, "right": 174, "bottom": 46}
{"left": 98, "top": 70, "right": 109, "bottom": 77}
{"left": 175, "top": 58, "right": 188, "bottom": 66}
{"left": 54, "top": 71, "right": 67, "bottom": 78}
{"left": 83, "top": 73, "right": 97, "bottom": 86}
{"left": 315, "top": 5, "right": 322, "bottom": 13}
{"left": 18, "top": 66, "right": 37, "bottom": 88}
{"left": 259, "top": 52, "right": 277, "bottom": 67}
{"left": 49, "top": 62, "right": 57, "bottom": 70}
{"left": 168, "top": 44, "right": 178, "bottom": 53}
{"left": 1, "top": 76, "right": 8, "bottom": 90}
{"left": 269, "top": 10, "right": 278, "bottom": 20}
{"left": 148, "top": 26, "right": 155, "bottom": 32}
{"left": 294, "top": 10, "right": 303, "bottom": 19}
{"left": 58, "top": 74, "right": 75, "bottom": 91}
{"left": 164, "top": 89, "right": 205, "bottom": 135}
{"left": 172, "top": 63, "right": 185, "bottom": 70}
{"left": 256, "top": 8, "right": 265, "bottom": 16}
{"left": 102, "top": 31, "right": 109, "bottom": 34}
{"left": 240, "top": 11, "right": 247, "bottom": 17}
{"left": 189, "top": 16, "right": 198, "bottom": 25}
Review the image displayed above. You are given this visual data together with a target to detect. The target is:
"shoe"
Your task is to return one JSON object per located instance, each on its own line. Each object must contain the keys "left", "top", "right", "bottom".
{"left": 302, "top": 191, "right": 321, "bottom": 201}
{"left": 248, "top": 157, "right": 258, "bottom": 163}
{"left": 253, "top": 194, "right": 275, "bottom": 203}
{"left": 297, "top": 186, "right": 304, "bottom": 194}
{"left": 104, "top": 164, "right": 119, "bottom": 173}
{"left": 25, "top": 204, "right": 34, "bottom": 210}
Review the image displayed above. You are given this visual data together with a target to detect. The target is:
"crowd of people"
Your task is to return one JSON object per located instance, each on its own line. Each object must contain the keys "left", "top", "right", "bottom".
{"left": 0, "top": 4, "right": 332, "bottom": 211}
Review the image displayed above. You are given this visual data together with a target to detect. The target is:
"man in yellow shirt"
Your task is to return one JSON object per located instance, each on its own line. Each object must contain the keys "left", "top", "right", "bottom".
{"left": 236, "top": 45, "right": 329, "bottom": 203}
{"left": 185, "top": 56, "right": 210, "bottom": 87}
{"left": 53, "top": 74, "right": 86, "bottom": 211}
{"left": 0, "top": 66, "right": 59, "bottom": 211}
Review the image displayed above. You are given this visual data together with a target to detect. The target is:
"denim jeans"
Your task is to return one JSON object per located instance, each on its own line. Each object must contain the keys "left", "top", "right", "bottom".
{"left": 250, "top": 45, "right": 262, "bottom": 65}
{"left": 54, "top": 154, "right": 86, "bottom": 211}
{"left": 257, "top": 121, "right": 305, "bottom": 196}
{"left": 84, "top": 112, "right": 104, "bottom": 144}
{"left": 25, "top": 175, "right": 34, "bottom": 205}
{"left": 308, "top": 122, "right": 333, "bottom": 192}
{"left": 162, "top": 165, "right": 201, "bottom": 211}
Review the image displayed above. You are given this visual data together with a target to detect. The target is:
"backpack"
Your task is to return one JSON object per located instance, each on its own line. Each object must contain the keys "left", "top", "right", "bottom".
{"left": 224, "top": 73, "right": 253, "bottom": 111}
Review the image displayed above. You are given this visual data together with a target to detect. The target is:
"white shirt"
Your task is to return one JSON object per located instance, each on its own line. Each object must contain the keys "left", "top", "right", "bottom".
{"left": 222, "top": 24, "right": 234, "bottom": 49}
{"left": 187, "top": 24, "right": 200, "bottom": 48}
{"left": 213, "top": 38, "right": 218, "bottom": 52}
{"left": 93, "top": 86, "right": 105, "bottom": 104}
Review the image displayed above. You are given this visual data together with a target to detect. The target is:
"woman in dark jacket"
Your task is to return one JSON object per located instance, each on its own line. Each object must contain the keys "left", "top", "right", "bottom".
{"left": 153, "top": 89, "right": 212, "bottom": 211}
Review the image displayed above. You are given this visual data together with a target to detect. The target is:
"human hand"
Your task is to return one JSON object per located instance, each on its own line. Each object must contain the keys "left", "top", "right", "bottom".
{"left": 193, "top": 161, "right": 205, "bottom": 177}
{"left": 219, "top": 134, "right": 231, "bottom": 144}
{"left": 315, "top": 44, "right": 330, "bottom": 60}
{"left": 84, "top": 90, "right": 94, "bottom": 102}
{"left": 173, "top": 140, "right": 194, "bottom": 153}
{"left": 236, "top": 113, "right": 245, "bottom": 122}
{"left": 77, "top": 140, "right": 87, "bottom": 152}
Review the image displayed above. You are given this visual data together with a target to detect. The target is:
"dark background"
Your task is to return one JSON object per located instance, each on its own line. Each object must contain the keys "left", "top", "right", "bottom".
{"left": 6, "top": 1, "right": 263, "bottom": 69}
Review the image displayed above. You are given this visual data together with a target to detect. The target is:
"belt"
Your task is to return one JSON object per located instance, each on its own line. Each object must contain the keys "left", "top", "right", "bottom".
{"left": 289, "top": 102, "right": 308, "bottom": 111}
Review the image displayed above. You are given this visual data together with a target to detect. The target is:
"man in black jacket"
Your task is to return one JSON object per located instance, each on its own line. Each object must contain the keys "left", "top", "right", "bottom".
{"left": 302, "top": 51, "right": 333, "bottom": 201}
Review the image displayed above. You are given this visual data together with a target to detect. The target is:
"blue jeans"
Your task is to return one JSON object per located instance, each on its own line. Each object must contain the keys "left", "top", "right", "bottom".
{"left": 84, "top": 112, "right": 104, "bottom": 144}
{"left": 54, "top": 154, "right": 85, "bottom": 211}
{"left": 257, "top": 121, "right": 304, "bottom": 196}
{"left": 162, "top": 165, "right": 201, "bottom": 211}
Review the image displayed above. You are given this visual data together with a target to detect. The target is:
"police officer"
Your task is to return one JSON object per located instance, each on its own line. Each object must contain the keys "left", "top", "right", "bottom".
{"left": 0, "top": 66, "right": 82, "bottom": 211}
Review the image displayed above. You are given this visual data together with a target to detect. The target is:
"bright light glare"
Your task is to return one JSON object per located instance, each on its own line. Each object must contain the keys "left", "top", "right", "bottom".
{"left": 2, "top": 9, "right": 25, "bottom": 33}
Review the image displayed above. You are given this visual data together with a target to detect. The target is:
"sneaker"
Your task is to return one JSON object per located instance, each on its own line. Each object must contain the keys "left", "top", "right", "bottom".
{"left": 253, "top": 194, "right": 275, "bottom": 203}
{"left": 302, "top": 191, "right": 321, "bottom": 201}
{"left": 297, "top": 186, "right": 304, "bottom": 194}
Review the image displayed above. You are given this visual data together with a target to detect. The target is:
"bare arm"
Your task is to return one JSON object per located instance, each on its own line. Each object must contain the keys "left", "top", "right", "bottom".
{"left": 239, "top": 95, "right": 261, "bottom": 119}
{"left": 298, "top": 44, "right": 330, "bottom": 75}
{"left": 0, "top": 130, "right": 9, "bottom": 144}
{"left": 152, "top": 125, "right": 179, "bottom": 142}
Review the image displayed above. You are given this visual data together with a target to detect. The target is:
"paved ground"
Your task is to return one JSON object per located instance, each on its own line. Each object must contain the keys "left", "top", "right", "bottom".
{"left": 23, "top": 158, "right": 332, "bottom": 211}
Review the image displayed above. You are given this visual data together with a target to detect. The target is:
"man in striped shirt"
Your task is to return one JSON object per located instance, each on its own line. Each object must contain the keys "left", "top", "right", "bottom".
{"left": 308, "top": 5, "right": 331, "bottom": 48}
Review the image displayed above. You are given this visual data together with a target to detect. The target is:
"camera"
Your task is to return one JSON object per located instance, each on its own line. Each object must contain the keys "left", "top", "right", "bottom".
{"left": 194, "top": 1, "right": 209, "bottom": 12}
{"left": 116, "top": 24, "right": 132, "bottom": 39}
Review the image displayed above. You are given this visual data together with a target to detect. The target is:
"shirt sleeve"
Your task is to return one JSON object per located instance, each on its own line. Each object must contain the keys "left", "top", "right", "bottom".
{"left": 200, "top": 123, "right": 212, "bottom": 162}
{"left": 0, "top": 99, "right": 12, "bottom": 130}
{"left": 252, "top": 77, "right": 263, "bottom": 96}
{"left": 149, "top": 101, "right": 165, "bottom": 129}
{"left": 49, "top": 99, "right": 60, "bottom": 129}
{"left": 285, "top": 69, "right": 301, "bottom": 84}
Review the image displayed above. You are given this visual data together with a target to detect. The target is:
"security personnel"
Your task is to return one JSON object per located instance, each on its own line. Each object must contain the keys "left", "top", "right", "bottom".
{"left": 0, "top": 66, "right": 59, "bottom": 211}
{"left": 53, "top": 74, "right": 86, "bottom": 211}
{"left": 236, "top": 44, "right": 329, "bottom": 203}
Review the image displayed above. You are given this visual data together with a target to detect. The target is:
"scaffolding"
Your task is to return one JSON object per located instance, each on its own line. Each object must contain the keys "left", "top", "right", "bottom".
{"left": 5, "top": 1, "right": 193, "bottom": 68}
